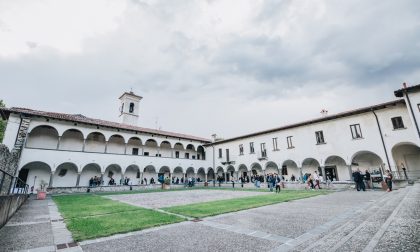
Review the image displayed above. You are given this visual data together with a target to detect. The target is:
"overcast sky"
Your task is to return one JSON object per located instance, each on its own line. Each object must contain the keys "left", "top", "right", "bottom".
{"left": 1, "top": 0, "right": 420, "bottom": 139}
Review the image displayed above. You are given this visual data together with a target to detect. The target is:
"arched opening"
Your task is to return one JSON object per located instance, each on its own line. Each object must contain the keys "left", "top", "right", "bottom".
{"left": 351, "top": 151, "right": 384, "bottom": 176}
{"left": 186, "top": 167, "right": 195, "bottom": 179}
{"left": 53, "top": 162, "right": 78, "bottom": 187}
{"left": 60, "top": 129, "right": 84, "bottom": 151}
{"left": 324, "top": 156, "right": 348, "bottom": 181}
{"left": 173, "top": 167, "right": 183, "bottom": 184}
{"left": 26, "top": 125, "right": 59, "bottom": 149}
{"left": 216, "top": 166, "right": 225, "bottom": 182}
{"left": 282, "top": 160, "right": 299, "bottom": 181}
{"left": 125, "top": 165, "right": 140, "bottom": 185}
{"left": 107, "top": 134, "right": 125, "bottom": 154}
{"left": 80, "top": 163, "right": 101, "bottom": 187}
{"left": 302, "top": 158, "right": 321, "bottom": 177}
{"left": 144, "top": 139, "right": 158, "bottom": 157}
{"left": 237, "top": 164, "right": 248, "bottom": 181}
{"left": 391, "top": 142, "right": 420, "bottom": 179}
{"left": 104, "top": 164, "right": 122, "bottom": 186}
{"left": 197, "top": 146, "right": 206, "bottom": 160}
{"left": 186, "top": 144, "right": 196, "bottom": 159}
{"left": 250, "top": 163, "right": 263, "bottom": 175}
{"left": 129, "top": 102, "right": 135, "bottom": 113}
{"left": 127, "top": 137, "right": 142, "bottom": 155}
{"left": 159, "top": 141, "right": 172, "bottom": 158}
{"left": 158, "top": 166, "right": 171, "bottom": 184}
{"left": 19, "top": 162, "right": 51, "bottom": 191}
{"left": 226, "top": 165, "right": 235, "bottom": 181}
{"left": 85, "top": 132, "right": 106, "bottom": 153}
{"left": 207, "top": 167, "right": 215, "bottom": 181}
{"left": 265, "top": 161, "right": 279, "bottom": 175}
{"left": 143, "top": 165, "right": 157, "bottom": 184}
{"left": 197, "top": 167, "right": 206, "bottom": 182}
{"left": 173, "top": 143, "right": 184, "bottom": 159}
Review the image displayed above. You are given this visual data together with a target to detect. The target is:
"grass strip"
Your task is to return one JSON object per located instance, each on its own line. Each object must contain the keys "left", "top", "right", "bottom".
{"left": 53, "top": 195, "right": 185, "bottom": 241}
{"left": 162, "top": 190, "right": 327, "bottom": 218}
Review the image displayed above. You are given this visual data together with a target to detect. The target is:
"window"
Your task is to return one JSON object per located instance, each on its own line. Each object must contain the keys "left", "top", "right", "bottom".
{"left": 260, "top": 143, "right": 267, "bottom": 157}
{"left": 250, "top": 142, "right": 255, "bottom": 153}
{"left": 287, "top": 136, "right": 294, "bottom": 148}
{"left": 136, "top": 171, "right": 140, "bottom": 178}
{"left": 226, "top": 149, "right": 230, "bottom": 162}
{"left": 218, "top": 148, "right": 222, "bottom": 158}
{"left": 197, "top": 154, "right": 200, "bottom": 160}
{"left": 185, "top": 153, "right": 190, "bottom": 159}
{"left": 155, "top": 153, "right": 161, "bottom": 157}
{"left": 315, "top": 131, "right": 325, "bottom": 144}
{"left": 144, "top": 152, "right": 149, "bottom": 156}
{"left": 350, "top": 124, "right": 363, "bottom": 139}
{"left": 272, "top": 138, "right": 279, "bottom": 151}
{"left": 129, "top": 102, "right": 135, "bottom": 113}
{"left": 239, "top": 144, "right": 244, "bottom": 155}
{"left": 391, "top": 117, "right": 405, "bottom": 129}
{"left": 175, "top": 151, "right": 179, "bottom": 158}
{"left": 192, "top": 155, "right": 196, "bottom": 159}
{"left": 281, "top": 165, "right": 288, "bottom": 176}
{"left": 132, "top": 148, "right": 139, "bottom": 155}
{"left": 58, "top": 169, "right": 67, "bottom": 177}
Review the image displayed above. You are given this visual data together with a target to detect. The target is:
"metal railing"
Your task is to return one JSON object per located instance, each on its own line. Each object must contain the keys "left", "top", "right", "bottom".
{"left": 0, "top": 168, "right": 29, "bottom": 195}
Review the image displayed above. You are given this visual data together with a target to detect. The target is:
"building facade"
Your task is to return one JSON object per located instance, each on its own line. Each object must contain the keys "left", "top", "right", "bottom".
{"left": 1, "top": 85, "right": 420, "bottom": 191}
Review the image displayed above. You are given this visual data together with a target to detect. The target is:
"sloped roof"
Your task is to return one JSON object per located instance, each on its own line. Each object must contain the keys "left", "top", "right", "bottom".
{"left": 207, "top": 99, "right": 405, "bottom": 145}
{"left": 394, "top": 83, "right": 420, "bottom": 97}
{"left": 0, "top": 107, "right": 210, "bottom": 143}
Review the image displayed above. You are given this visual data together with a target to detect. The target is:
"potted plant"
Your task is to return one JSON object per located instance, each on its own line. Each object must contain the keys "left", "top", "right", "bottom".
{"left": 36, "top": 180, "right": 48, "bottom": 200}
{"left": 162, "top": 177, "right": 171, "bottom": 190}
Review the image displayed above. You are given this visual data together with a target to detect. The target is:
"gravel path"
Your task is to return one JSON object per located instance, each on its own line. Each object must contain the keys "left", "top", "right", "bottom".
{"left": 105, "top": 189, "right": 271, "bottom": 208}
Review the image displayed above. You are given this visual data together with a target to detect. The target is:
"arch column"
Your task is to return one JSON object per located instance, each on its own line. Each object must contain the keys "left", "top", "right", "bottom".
{"left": 48, "top": 172, "right": 53, "bottom": 187}
{"left": 348, "top": 165, "right": 353, "bottom": 180}
{"left": 124, "top": 143, "right": 128, "bottom": 155}
{"left": 56, "top": 136, "right": 61, "bottom": 150}
{"left": 100, "top": 172, "right": 104, "bottom": 186}
{"left": 82, "top": 139, "right": 86, "bottom": 152}
{"left": 205, "top": 173, "right": 208, "bottom": 183}
{"left": 76, "top": 172, "right": 81, "bottom": 187}
{"left": 299, "top": 167, "right": 303, "bottom": 181}
{"left": 224, "top": 172, "right": 227, "bottom": 183}
{"left": 321, "top": 166, "right": 326, "bottom": 181}
{"left": 104, "top": 141, "right": 108, "bottom": 153}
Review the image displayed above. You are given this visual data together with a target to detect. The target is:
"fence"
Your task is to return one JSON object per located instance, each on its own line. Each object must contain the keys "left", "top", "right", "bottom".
{"left": 0, "top": 168, "right": 29, "bottom": 195}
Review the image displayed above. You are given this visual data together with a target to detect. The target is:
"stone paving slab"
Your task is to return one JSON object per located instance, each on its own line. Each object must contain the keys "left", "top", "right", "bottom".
{"left": 0, "top": 222, "right": 54, "bottom": 251}
{"left": 81, "top": 222, "right": 281, "bottom": 252}
{"left": 105, "top": 189, "right": 270, "bottom": 208}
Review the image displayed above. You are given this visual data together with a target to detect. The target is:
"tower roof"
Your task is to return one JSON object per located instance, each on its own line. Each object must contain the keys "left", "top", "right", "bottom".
{"left": 119, "top": 91, "right": 143, "bottom": 100}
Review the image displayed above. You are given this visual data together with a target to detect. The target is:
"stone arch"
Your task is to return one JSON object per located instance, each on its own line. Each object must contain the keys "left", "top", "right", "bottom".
{"left": 107, "top": 134, "right": 125, "bottom": 154}
{"left": 125, "top": 165, "right": 140, "bottom": 185}
{"left": 197, "top": 167, "right": 206, "bottom": 182}
{"left": 158, "top": 166, "right": 171, "bottom": 182}
{"left": 173, "top": 142, "right": 184, "bottom": 159}
{"left": 143, "top": 165, "right": 157, "bottom": 184}
{"left": 127, "top": 137, "right": 142, "bottom": 155}
{"left": 282, "top": 160, "right": 299, "bottom": 180}
{"left": 53, "top": 162, "right": 78, "bottom": 187}
{"left": 60, "top": 129, "right": 84, "bottom": 151}
{"left": 144, "top": 139, "right": 158, "bottom": 157}
{"left": 351, "top": 151, "right": 384, "bottom": 174}
{"left": 85, "top": 132, "right": 106, "bottom": 153}
{"left": 237, "top": 164, "right": 248, "bottom": 178}
{"left": 302, "top": 158, "right": 321, "bottom": 176}
{"left": 26, "top": 125, "right": 59, "bottom": 149}
{"left": 80, "top": 163, "right": 101, "bottom": 187}
{"left": 197, "top": 145, "right": 205, "bottom": 160}
{"left": 391, "top": 142, "right": 420, "bottom": 179}
{"left": 159, "top": 141, "right": 172, "bottom": 158}
{"left": 19, "top": 161, "right": 51, "bottom": 190}
{"left": 104, "top": 164, "right": 122, "bottom": 185}
{"left": 186, "top": 144, "right": 196, "bottom": 152}
{"left": 265, "top": 161, "right": 279, "bottom": 175}
{"left": 324, "top": 155, "right": 348, "bottom": 181}
{"left": 250, "top": 162, "right": 263, "bottom": 175}
{"left": 227, "top": 165, "right": 235, "bottom": 181}
{"left": 186, "top": 167, "right": 195, "bottom": 178}
{"left": 207, "top": 167, "right": 215, "bottom": 181}
{"left": 173, "top": 166, "right": 184, "bottom": 183}
{"left": 216, "top": 166, "right": 224, "bottom": 177}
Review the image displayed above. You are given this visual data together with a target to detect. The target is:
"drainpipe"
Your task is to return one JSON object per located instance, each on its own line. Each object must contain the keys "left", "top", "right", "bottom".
{"left": 212, "top": 144, "right": 216, "bottom": 187}
{"left": 404, "top": 91, "right": 420, "bottom": 139}
{"left": 372, "top": 109, "right": 392, "bottom": 171}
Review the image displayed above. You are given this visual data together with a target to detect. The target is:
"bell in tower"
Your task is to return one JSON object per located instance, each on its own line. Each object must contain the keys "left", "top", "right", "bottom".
{"left": 119, "top": 91, "right": 142, "bottom": 125}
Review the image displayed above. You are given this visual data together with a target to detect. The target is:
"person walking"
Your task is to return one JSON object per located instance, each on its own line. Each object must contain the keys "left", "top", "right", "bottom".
{"left": 313, "top": 171, "right": 322, "bottom": 189}
{"left": 365, "top": 170, "right": 371, "bottom": 189}
{"left": 352, "top": 169, "right": 365, "bottom": 191}
{"left": 275, "top": 177, "right": 281, "bottom": 193}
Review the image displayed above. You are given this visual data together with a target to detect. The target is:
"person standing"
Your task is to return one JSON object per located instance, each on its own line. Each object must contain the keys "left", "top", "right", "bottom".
{"left": 365, "top": 170, "right": 371, "bottom": 189}
{"left": 385, "top": 170, "right": 393, "bottom": 192}
{"left": 352, "top": 169, "right": 365, "bottom": 191}
{"left": 313, "top": 171, "right": 322, "bottom": 189}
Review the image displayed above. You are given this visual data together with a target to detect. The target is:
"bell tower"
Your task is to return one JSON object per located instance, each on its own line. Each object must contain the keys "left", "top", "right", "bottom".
{"left": 119, "top": 91, "right": 142, "bottom": 125}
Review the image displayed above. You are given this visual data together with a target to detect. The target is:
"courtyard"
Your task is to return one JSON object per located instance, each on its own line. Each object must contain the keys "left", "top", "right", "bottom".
{"left": 0, "top": 185, "right": 419, "bottom": 252}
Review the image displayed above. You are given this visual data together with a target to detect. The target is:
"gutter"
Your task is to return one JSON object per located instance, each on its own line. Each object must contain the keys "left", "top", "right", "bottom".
{"left": 404, "top": 91, "right": 420, "bottom": 139}
{"left": 372, "top": 109, "right": 392, "bottom": 171}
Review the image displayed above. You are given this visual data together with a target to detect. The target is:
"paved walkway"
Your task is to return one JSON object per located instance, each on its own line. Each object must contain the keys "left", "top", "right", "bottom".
{"left": 1, "top": 185, "right": 419, "bottom": 251}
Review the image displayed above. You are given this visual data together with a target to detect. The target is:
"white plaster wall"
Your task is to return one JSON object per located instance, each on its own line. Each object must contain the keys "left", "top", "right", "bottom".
{"left": 124, "top": 166, "right": 140, "bottom": 185}
{"left": 60, "top": 130, "right": 84, "bottom": 151}
{"left": 80, "top": 165, "right": 101, "bottom": 187}
{"left": 53, "top": 164, "right": 78, "bottom": 187}
{"left": 26, "top": 127, "right": 58, "bottom": 149}
{"left": 2, "top": 113, "right": 21, "bottom": 149}
{"left": 26, "top": 166, "right": 51, "bottom": 191}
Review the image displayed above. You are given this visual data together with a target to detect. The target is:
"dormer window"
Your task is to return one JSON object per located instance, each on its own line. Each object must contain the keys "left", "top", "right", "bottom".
{"left": 129, "top": 103, "right": 135, "bottom": 113}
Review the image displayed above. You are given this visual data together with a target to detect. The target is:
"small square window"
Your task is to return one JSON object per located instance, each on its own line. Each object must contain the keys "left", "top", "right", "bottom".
{"left": 350, "top": 124, "right": 363, "bottom": 139}
{"left": 132, "top": 148, "right": 139, "bottom": 155}
{"left": 391, "top": 116, "right": 405, "bottom": 130}
{"left": 315, "top": 131, "right": 325, "bottom": 144}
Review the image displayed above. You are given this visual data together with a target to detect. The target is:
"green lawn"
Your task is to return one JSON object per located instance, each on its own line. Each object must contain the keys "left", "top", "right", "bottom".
{"left": 162, "top": 190, "right": 327, "bottom": 218}
{"left": 53, "top": 195, "right": 185, "bottom": 241}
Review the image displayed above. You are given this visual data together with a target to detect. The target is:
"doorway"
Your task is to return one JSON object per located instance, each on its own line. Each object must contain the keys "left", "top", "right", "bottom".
{"left": 325, "top": 166, "right": 338, "bottom": 181}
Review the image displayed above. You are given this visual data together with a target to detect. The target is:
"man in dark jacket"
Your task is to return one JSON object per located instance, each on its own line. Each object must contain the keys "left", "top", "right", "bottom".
{"left": 352, "top": 169, "right": 365, "bottom": 191}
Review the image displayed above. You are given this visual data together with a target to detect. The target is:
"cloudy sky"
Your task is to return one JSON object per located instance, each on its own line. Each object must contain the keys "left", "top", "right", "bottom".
{"left": 1, "top": 0, "right": 420, "bottom": 139}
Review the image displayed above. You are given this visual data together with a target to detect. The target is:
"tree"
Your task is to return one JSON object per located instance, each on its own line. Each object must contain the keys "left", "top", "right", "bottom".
{"left": 0, "top": 100, "right": 6, "bottom": 143}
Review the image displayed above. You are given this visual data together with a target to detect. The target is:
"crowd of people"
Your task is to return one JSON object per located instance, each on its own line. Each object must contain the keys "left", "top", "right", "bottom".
{"left": 352, "top": 168, "right": 393, "bottom": 192}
